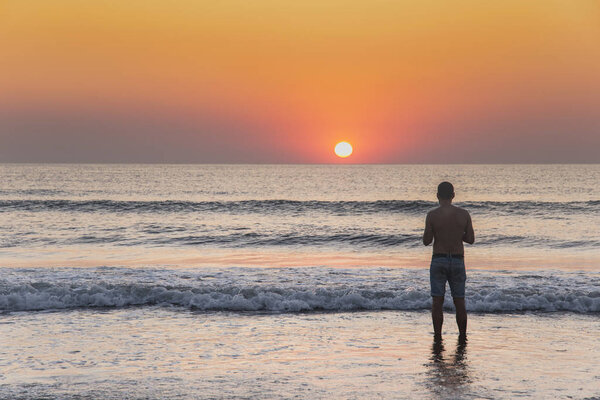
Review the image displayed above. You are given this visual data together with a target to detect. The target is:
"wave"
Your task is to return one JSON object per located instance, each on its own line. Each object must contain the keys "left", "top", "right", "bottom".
{"left": 89, "top": 233, "right": 600, "bottom": 249}
{"left": 0, "top": 199, "right": 433, "bottom": 215}
{"left": 2, "top": 231, "right": 597, "bottom": 250}
{"left": 89, "top": 232, "right": 419, "bottom": 248}
{"left": 1, "top": 199, "right": 598, "bottom": 216}
{"left": 3, "top": 229, "right": 596, "bottom": 250}
{"left": 1, "top": 280, "right": 598, "bottom": 314}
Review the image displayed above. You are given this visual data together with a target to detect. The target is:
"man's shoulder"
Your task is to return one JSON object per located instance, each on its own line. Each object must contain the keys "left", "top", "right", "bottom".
{"left": 452, "top": 205, "right": 472, "bottom": 218}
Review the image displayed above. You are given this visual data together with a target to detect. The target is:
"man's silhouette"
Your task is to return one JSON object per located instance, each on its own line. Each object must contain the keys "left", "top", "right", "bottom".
{"left": 423, "top": 182, "right": 474, "bottom": 341}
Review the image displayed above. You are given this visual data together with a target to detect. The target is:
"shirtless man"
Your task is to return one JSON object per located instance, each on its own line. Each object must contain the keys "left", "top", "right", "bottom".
{"left": 423, "top": 182, "right": 474, "bottom": 341}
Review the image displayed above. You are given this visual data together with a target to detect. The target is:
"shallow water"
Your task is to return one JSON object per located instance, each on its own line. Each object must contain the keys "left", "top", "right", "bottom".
{"left": 1, "top": 309, "right": 598, "bottom": 399}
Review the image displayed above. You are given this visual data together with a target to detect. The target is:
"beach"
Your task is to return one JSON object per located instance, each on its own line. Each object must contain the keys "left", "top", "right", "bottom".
{"left": 2, "top": 308, "right": 599, "bottom": 399}
{"left": 1, "top": 164, "right": 599, "bottom": 399}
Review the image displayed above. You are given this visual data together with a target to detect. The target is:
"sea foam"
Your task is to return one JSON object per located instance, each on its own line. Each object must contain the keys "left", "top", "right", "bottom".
{"left": 1, "top": 267, "right": 598, "bottom": 313}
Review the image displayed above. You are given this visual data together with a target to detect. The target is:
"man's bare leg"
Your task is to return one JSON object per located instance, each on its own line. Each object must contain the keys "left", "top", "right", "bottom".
{"left": 432, "top": 296, "right": 444, "bottom": 340}
{"left": 453, "top": 297, "right": 467, "bottom": 339}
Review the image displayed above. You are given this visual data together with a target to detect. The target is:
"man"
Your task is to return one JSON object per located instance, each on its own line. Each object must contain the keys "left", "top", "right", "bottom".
{"left": 423, "top": 182, "right": 474, "bottom": 341}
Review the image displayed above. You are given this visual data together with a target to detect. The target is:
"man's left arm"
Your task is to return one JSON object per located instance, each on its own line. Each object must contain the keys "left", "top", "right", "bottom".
{"left": 462, "top": 212, "right": 475, "bottom": 244}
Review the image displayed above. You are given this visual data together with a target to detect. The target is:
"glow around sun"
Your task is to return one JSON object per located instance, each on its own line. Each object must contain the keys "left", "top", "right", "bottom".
{"left": 334, "top": 141, "right": 353, "bottom": 158}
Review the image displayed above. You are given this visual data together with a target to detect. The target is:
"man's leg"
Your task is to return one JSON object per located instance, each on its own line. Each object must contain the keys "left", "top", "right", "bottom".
{"left": 453, "top": 297, "right": 467, "bottom": 339}
{"left": 432, "top": 296, "right": 444, "bottom": 340}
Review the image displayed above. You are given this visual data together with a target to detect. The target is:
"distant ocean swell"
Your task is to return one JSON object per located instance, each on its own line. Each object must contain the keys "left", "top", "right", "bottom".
{"left": 1, "top": 279, "right": 598, "bottom": 313}
{"left": 2, "top": 231, "right": 598, "bottom": 249}
{"left": 1, "top": 199, "right": 598, "bottom": 215}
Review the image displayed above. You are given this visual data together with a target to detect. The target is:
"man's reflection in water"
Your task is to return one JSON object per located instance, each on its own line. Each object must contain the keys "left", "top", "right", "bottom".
{"left": 426, "top": 337, "right": 471, "bottom": 397}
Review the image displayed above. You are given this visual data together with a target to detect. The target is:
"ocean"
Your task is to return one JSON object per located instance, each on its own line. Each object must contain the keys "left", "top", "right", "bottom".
{"left": 1, "top": 164, "right": 599, "bottom": 399}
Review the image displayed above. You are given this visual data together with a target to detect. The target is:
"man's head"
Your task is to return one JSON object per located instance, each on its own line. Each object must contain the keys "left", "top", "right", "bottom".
{"left": 437, "top": 181, "right": 454, "bottom": 201}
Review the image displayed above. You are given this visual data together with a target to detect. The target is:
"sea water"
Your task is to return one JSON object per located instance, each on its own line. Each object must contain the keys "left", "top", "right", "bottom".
{"left": 0, "top": 164, "right": 599, "bottom": 399}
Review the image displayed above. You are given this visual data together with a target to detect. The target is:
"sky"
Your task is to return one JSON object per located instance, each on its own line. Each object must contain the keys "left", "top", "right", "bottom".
{"left": 1, "top": 0, "right": 599, "bottom": 163}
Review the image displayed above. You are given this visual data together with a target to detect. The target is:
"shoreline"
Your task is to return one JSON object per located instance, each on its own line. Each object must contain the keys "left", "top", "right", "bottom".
{"left": 1, "top": 309, "right": 598, "bottom": 399}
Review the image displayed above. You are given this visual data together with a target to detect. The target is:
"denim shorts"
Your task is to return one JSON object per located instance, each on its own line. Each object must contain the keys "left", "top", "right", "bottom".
{"left": 430, "top": 256, "right": 466, "bottom": 298}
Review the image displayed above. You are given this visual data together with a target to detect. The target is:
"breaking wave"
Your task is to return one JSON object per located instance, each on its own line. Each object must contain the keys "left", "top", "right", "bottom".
{"left": 1, "top": 268, "right": 598, "bottom": 314}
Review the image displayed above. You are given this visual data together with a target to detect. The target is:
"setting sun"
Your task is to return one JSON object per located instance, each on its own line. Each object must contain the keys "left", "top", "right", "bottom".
{"left": 334, "top": 142, "right": 353, "bottom": 158}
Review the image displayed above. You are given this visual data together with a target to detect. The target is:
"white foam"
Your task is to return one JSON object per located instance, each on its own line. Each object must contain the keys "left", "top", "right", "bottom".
{"left": 1, "top": 267, "right": 598, "bottom": 313}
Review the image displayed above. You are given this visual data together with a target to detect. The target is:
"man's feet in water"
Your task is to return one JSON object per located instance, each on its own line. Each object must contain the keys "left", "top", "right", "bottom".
{"left": 433, "top": 333, "right": 466, "bottom": 343}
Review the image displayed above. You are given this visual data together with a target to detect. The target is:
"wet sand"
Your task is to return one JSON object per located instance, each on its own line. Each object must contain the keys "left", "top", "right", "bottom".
{"left": 1, "top": 308, "right": 598, "bottom": 399}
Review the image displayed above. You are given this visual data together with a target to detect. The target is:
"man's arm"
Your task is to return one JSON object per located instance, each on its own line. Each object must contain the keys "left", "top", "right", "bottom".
{"left": 462, "top": 212, "right": 475, "bottom": 244}
{"left": 423, "top": 212, "right": 434, "bottom": 246}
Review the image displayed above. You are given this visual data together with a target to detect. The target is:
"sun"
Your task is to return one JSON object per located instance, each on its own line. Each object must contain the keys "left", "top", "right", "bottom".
{"left": 334, "top": 141, "right": 353, "bottom": 158}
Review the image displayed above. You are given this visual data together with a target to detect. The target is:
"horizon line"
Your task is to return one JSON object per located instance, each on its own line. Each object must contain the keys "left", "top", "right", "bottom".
{"left": 1, "top": 162, "right": 599, "bottom": 166}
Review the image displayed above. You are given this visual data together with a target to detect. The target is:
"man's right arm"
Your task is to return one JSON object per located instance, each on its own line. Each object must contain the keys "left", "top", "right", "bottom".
{"left": 423, "top": 212, "right": 434, "bottom": 246}
{"left": 462, "top": 212, "right": 475, "bottom": 244}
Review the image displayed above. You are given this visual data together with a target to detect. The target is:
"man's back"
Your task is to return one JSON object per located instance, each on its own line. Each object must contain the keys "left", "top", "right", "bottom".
{"left": 423, "top": 181, "right": 474, "bottom": 341}
{"left": 424, "top": 205, "right": 474, "bottom": 254}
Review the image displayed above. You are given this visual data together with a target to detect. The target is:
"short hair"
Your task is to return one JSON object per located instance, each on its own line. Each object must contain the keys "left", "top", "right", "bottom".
{"left": 437, "top": 181, "right": 454, "bottom": 200}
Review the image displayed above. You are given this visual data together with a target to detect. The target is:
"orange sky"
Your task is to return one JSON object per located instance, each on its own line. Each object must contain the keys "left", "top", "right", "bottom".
{"left": 1, "top": 0, "right": 599, "bottom": 163}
